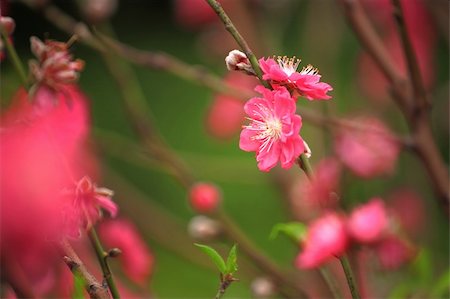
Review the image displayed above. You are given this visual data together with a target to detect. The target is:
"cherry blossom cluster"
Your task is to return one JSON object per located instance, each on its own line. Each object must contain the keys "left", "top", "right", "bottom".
{"left": 225, "top": 50, "right": 333, "bottom": 171}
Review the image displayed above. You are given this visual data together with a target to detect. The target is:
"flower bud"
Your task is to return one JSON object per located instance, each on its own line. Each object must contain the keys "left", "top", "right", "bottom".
{"left": 188, "top": 215, "right": 222, "bottom": 241}
{"left": 188, "top": 182, "right": 221, "bottom": 213}
{"left": 225, "top": 50, "right": 255, "bottom": 75}
{"left": 0, "top": 16, "right": 15, "bottom": 35}
{"left": 251, "top": 277, "right": 277, "bottom": 298}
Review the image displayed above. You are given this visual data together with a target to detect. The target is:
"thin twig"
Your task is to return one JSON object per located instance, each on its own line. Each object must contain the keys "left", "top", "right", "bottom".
{"left": 60, "top": 239, "right": 110, "bottom": 299}
{"left": 87, "top": 228, "right": 120, "bottom": 299}
{"left": 391, "top": 0, "right": 430, "bottom": 111}
{"left": 217, "top": 211, "right": 307, "bottom": 298}
{"left": 0, "top": 24, "right": 30, "bottom": 89}
{"left": 338, "top": 0, "right": 450, "bottom": 216}
{"left": 339, "top": 255, "right": 361, "bottom": 299}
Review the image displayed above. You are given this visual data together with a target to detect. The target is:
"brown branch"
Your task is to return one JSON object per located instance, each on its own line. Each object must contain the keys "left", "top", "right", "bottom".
{"left": 338, "top": 0, "right": 450, "bottom": 216}
{"left": 60, "top": 239, "right": 110, "bottom": 299}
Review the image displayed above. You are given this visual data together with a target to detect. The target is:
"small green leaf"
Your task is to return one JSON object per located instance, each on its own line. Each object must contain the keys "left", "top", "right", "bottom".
{"left": 270, "top": 222, "right": 307, "bottom": 243}
{"left": 225, "top": 244, "right": 238, "bottom": 274}
{"left": 430, "top": 269, "right": 450, "bottom": 298}
{"left": 195, "top": 243, "right": 227, "bottom": 273}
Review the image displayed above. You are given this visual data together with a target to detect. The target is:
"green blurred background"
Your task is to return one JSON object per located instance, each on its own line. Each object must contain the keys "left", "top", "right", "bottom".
{"left": 1, "top": 0, "right": 449, "bottom": 298}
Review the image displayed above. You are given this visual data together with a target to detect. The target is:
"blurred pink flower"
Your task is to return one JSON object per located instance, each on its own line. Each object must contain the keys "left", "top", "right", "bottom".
{"left": 62, "top": 176, "right": 118, "bottom": 236}
{"left": 348, "top": 198, "right": 389, "bottom": 244}
{"left": 334, "top": 117, "right": 400, "bottom": 178}
{"left": 296, "top": 213, "right": 348, "bottom": 269}
{"left": 388, "top": 188, "right": 425, "bottom": 237}
{"left": 259, "top": 57, "right": 332, "bottom": 100}
{"left": 0, "top": 85, "right": 96, "bottom": 297}
{"left": 206, "top": 72, "right": 257, "bottom": 140}
{"left": 297, "top": 157, "right": 341, "bottom": 209}
{"left": 99, "top": 219, "right": 154, "bottom": 285}
{"left": 375, "top": 235, "right": 416, "bottom": 270}
{"left": 240, "top": 86, "right": 304, "bottom": 171}
{"left": 189, "top": 182, "right": 222, "bottom": 213}
{"left": 174, "top": 0, "right": 226, "bottom": 30}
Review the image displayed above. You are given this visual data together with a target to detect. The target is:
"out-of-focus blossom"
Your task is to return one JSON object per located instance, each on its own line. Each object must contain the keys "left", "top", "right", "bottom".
{"left": 225, "top": 49, "right": 255, "bottom": 75}
{"left": 334, "top": 117, "right": 400, "bottom": 178}
{"left": 188, "top": 215, "right": 222, "bottom": 241}
{"left": 0, "top": 84, "right": 95, "bottom": 297}
{"left": 388, "top": 188, "right": 425, "bottom": 237}
{"left": 99, "top": 219, "right": 154, "bottom": 286}
{"left": 189, "top": 182, "right": 222, "bottom": 213}
{"left": 29, "top": 36, "right": 84, "bottom": 89}
{"left": 206, "top": 72, "right": 257, "bottom": 140}
{"left": 358, "top": 0, "right": 436, "bottom": 103}
{"left": 296, "top": 213, "right": 348, "bottom": 269}
{"left": 375, "top": 235, "right": 416, "bottom": 270}
{"left": 1, "top": 16, "right": 15, "bottom": 34}
{"left": 62, "top": 176, "right": 117, "bottom": 236}
{"left": 259, "top": 57, "right": 332, "bottom": 100}
{"left": 240, "top": 86, "right": 304, "bottom": 171}
{"left": 348, "top": 198, "right": 389, "bottom": 244}
{"left": 297, "top": 157, "right": 341, "bottom": 209}
{"left": 79, "top": 0, "right": 118, "bottom": 23}
{"left": 174, "top": 0, "right": 226, "bottom": 30}
{"left": 251, "top": 277, "right": 277, "bottom": 298}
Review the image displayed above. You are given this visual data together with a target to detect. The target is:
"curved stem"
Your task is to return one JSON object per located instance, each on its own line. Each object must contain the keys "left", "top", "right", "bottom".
{"left": 0, "top": 25, "right": 30, "bottom": 89}
{"left": 88, "top": 228, "right": 121, "bottom": 299}
{"left": 339, "top": 255, "right": 361, "bottom": 299}
{"left": 205, "top": 0, "right": 271, "bottom": 89}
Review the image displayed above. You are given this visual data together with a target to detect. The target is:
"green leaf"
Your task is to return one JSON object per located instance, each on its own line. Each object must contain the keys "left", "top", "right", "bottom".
{"left": 195, "top": 243, "right": 226, "bottom": 273}
{"left": 430, "top": 269, "right": 450, "bottom": 298}
{"left": 270, "top": 222, "right": 307, "bottom": 243}
{"left": 225, "top": 244, "right": 238, "bottom": 274}
{"left": 71, "top": 273, "right": 85, "bottom": 299}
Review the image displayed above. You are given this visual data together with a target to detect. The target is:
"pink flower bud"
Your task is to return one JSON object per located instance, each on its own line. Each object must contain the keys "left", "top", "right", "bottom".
{"left": 334, "top": 117, "right": 400, "bottom": 178}
{"left": 225, "top": 49, "right": 255, "bottom": 75}
{"left": 189, "top": 182, "right": 222, "bottom": 213}
{"left": 296, "top": 213, "right": 348, "bottom": 269}
{"left": 348, "top": 198, "right": 389, "bottom": 244}
{"left": 79, "top": 0, "right": 118, "bottom": 23}
{"left": 0, "top": 16, "right": 15, "bottom": 35}
{"left": 174, "top": 0, "right": 225, "bottom": 30}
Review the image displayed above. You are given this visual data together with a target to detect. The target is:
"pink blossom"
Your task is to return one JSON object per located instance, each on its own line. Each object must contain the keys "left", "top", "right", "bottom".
{"left": 240, "top": 86, "right": 304, "bottom": 172}
{"left": 297, "top": 157, "right": 342, "bottom": 209}
{"left": 388, "top": 188, "right": 425, "bottom": 237}
{"left": 99, "top": 219, "right": 154, "bottom": 285}
{"left": 0, "top": 85, "right": 95, "bottom": 297}
{"left": 206, "top": 72, "right": 257, "bottom": 140}
{"left": 189, "top": 182, "right": 222, "bottom": 213}
{"left": 348, "top": 198, "right": 389, "bottom": 244}
{"left": 334, "top": 117, "right": 400, "bottom": 178}
{"left": 375, "top": 235, "right": 416, "bottom": 270}
{"left": 296, "top": 213, "right": 348, "bottom": 269}
{"left": 259, "top": 57, "right": 332, "bottom": 100}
